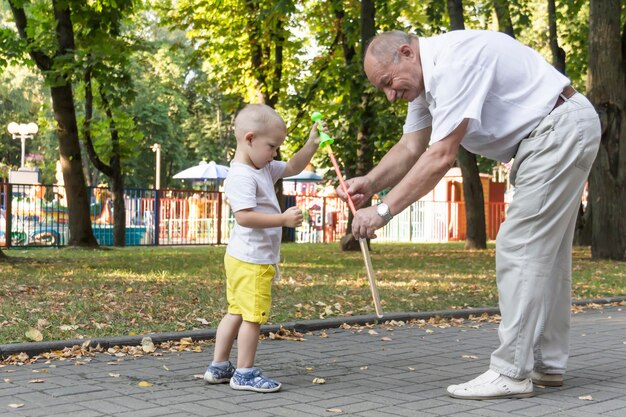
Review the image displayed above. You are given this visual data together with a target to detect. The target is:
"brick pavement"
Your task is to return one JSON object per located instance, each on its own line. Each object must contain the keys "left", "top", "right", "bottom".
{"left": 0, "top": 305, "right": 624, "bottom": 417}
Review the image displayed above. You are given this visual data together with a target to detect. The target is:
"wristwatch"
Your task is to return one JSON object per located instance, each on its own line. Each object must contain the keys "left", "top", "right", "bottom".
{"left": 376, "top": 202, "right": 393, "bottom": 223}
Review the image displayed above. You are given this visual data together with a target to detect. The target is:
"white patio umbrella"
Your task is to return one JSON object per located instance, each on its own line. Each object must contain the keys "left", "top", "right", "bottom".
{"left": 173, "top": 160, "right": 230, "bottom": 180}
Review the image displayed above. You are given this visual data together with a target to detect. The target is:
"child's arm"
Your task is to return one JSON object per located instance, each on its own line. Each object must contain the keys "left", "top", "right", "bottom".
{"left": 282, "top": 122, "right": 325, "bottom": 178}
{"left": 234, "top": 206, "right": 303, "bottom": 229}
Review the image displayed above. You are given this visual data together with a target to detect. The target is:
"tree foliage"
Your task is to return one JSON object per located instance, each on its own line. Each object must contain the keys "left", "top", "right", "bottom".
{"left": 1, "top": 0, "right": 623, "bottom": 258}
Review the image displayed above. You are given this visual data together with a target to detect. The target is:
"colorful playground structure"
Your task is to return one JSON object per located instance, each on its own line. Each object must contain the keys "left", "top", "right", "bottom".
{"left": 0, "top": 168, "right": 509, "bottom": 248}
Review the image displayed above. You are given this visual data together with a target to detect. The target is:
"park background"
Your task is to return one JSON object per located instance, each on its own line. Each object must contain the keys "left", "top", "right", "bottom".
{"left": 0, "top": 1, "right": 624, "bottom": 344}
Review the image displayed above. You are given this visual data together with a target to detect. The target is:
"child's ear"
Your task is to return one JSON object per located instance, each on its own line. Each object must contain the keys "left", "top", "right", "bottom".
{"left": 244, "top": 131, "right": 255, "bottom": 145}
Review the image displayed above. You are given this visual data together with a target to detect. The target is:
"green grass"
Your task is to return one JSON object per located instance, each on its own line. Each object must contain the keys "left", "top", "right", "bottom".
{"left": 0, "top": 243, "right": 623, "bottom": 344}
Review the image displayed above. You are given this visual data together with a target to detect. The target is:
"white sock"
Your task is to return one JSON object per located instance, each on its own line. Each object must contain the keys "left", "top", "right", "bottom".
{"left": 211, "top": 361, "right": 230, "bottom": 368}
{"left": 237, "top": 367, "right": 254, "bottom": 374}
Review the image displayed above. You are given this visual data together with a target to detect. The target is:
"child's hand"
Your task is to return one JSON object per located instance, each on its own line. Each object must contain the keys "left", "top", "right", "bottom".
{"left": 309, "top": 121, "right": 329, "bottom": 146}
{"left": 282, "top": 206, "right": 303, "bottom": 228}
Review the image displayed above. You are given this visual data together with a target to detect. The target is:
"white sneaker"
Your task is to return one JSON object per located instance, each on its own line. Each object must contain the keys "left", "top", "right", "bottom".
{"left": 447, "top": 369, "right": 534, "bottom": 400}
{"left": 530, "top": 371, "right": 563, "bottom": 387}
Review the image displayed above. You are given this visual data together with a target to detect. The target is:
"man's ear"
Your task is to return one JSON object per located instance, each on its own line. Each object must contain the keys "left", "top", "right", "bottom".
{"left": 244, "top": 131, "right": 255, "bottom": 144}
{"left": 398, "top": 44, "right": 414, "bottom": 59}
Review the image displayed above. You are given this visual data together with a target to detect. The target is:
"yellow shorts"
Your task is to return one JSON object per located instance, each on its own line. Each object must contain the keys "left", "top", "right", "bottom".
{"left": 224, "top": 254, "right": 275, "bottom": 324}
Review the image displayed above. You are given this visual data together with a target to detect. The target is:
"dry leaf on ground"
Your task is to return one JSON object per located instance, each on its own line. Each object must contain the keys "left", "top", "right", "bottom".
{"left": 269, "top": 326, "right": 305, "bottom": 342}
{"left": 25, "top": 327, "right": 43, "bottom": 342}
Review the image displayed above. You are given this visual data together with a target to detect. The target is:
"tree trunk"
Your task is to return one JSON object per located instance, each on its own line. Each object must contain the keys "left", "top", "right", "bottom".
{"left": 587, "top": 0, "right": 625, "bottom": 260}
{"left": 337, "top": 0, "right": 375, "bottom": 251}
{"left": 548, "top": 0, "right": 566, "bottom": 74}
{"left": 0, "top": 250, "right": 8, "bottom": 261}
{"left": 447, "top": 0, "right": 487, "bottom": 249}
{"left": 493, "top": 0, "right": 515, "bottom": 38}
{"left": 50, "top": 85, "right": 98, "bottom": 246}
{"left": 457, "top": 147, "right": 487, "bottom": 248}
{"left": 100, "top": 92, "right": 126, "bottom": 247}
{"left": 111, "top": 169, "right": 126, "bottom": 247}
{"left": 9, "top": 0, "right": 97, "bottom": 247}
{"left": 574, "top": 202, "right": 592, "bottom": 245}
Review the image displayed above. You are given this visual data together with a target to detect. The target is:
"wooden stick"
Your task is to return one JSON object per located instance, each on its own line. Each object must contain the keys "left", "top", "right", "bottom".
{"left": 327, "top": 150, "right": 383, "bottom": 318}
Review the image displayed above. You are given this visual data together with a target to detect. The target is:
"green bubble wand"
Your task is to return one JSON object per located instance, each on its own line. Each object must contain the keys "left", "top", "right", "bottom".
{"left": 311, "top": 112, "right": 383, "bottom": 318}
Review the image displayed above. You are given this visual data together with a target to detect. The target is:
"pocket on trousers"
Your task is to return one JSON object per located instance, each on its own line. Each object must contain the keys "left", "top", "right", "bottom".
{"left": 574, "top": 117, "right": 601, "bottom": 171}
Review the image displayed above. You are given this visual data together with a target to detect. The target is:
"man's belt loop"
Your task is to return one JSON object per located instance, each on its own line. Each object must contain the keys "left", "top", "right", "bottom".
{"left": 553, "top": 85, "right": 576, "bottom": 110}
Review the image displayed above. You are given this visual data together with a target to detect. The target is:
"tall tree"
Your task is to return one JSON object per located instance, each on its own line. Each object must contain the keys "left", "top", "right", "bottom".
{"left": 547, "top": 0, "right": 566, "bottom": 74}
{"left": 493, "top": 0, "right": 515, "bottom": 37}
{"left": 587, "top": 0, "right": 625, "bottom": 260}
{"left": 326, "top": 0, "right": 377, "bottom": 250}
{"left": 7, "top": 0, "right": 97, "bottom": 246}
{"left": 76, "top": 1, "right": 141, "bottom": 246}
{"left": 446, "top": 0, "right": 487, "bottom": 249}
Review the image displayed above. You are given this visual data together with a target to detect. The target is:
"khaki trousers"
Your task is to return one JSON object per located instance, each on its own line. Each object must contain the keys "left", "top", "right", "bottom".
{"left": 490, "top": 93, "right": 601, "bottom": 379}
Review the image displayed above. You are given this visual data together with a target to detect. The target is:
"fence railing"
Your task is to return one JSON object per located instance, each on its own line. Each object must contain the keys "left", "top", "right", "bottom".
{"left": 0, "top": 182, "right": 508, "bottom": 248}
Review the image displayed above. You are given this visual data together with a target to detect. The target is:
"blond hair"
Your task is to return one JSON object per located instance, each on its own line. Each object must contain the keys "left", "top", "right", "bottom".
{"left": 234, "top": 104, "right": 286, "bottom": 141}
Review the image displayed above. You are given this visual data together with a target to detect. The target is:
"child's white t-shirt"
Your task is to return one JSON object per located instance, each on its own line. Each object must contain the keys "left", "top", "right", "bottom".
{"left": 224, "top": 161, "right": 287, "bottom": 264}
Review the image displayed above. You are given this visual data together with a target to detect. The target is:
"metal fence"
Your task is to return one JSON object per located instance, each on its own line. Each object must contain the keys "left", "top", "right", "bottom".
{"left": 0, "top": 182, "right": 507, "bottom": 248}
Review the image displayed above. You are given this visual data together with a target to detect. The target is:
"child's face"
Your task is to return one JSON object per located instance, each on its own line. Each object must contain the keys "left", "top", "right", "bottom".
{"left": 247, "top": 124, "right": 286, "bottom": 169}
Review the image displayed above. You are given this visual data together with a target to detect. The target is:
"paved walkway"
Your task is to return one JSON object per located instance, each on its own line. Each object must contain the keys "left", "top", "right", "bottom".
{"left": 0, "top": 304, "right": 624, "bottom": 417}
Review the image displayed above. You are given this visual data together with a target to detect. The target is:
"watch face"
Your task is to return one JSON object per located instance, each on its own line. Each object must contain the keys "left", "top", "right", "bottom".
{"left": 377, "top": 203, "right": 392, "bottom": 221}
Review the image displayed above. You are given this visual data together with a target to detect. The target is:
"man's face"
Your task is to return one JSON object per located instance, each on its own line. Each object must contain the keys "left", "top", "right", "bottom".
{"left": 364, "top": 45, "right": 423, "bottom": 102}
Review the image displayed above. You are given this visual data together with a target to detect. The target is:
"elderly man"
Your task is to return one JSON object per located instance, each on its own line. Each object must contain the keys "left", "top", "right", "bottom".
{"left": 337, "top": 30, "right": 600, "bottom": 400}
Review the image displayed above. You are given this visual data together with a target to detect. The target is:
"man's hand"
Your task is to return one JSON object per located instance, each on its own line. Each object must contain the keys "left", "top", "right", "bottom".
{"left": 282, "top": 206, "right": 303, "bottom": 228}
{"left": 351, "top": 206, "right": 385, "bottom": 239}
{"left": 336, "top": 176, "right": 374, "bottom": 209}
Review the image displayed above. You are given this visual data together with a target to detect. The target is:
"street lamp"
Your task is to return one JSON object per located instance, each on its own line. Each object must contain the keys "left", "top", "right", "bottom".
{"left": 7, "top": 122, "right": 38, "bottom": 169}
{"left": 150, "top": 143, "right": 161, "bottom": 189}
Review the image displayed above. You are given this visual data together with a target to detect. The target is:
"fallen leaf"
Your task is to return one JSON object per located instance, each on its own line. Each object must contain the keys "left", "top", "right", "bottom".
{"left": 312, "top": 377, "right": 326, "bottom": 384}
{"left": 193, "top": 374, "right": 204, "bottom": 379}
{"left": 368, "top": 330, "right": 378, "bottom": 335}
{"left": 578, "top": 395, "right": 593, "bottom": 401}
{"left": 138, "top": 381, "right": 153, "bottom": 387}
{"left": 8, "top": 403, "right": 24, "bottom": 409}
{"left": 109, "top": 373, "right": 120, "bottom": 378}
{"left": 461, "top": 355, "right": 478, "bottom": 360}
{"left": 305, "top": 367, "right": 315, "bottom": 371}
{"left": 268, "top": 326, "right": 305, "bottom": 342}
{"left": 360, "top": 366, "right": 368, "bottom": 370}
{"left": 381, "top": 336, "right": 392, "bottom": 341}
{"left": 141, "top": 337, "right": 156, "bottom": 353}
{"left": 4, "top": 379, "right": 13, "bottom": 383}
{"left": 326, "top": 408, "right": 342, "bottom": 413}
{"left": 25, "top": 328, "right": 43, "bottom": 342}
{"left": 28, "top": 379, "right": 45, "bottom": 383}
